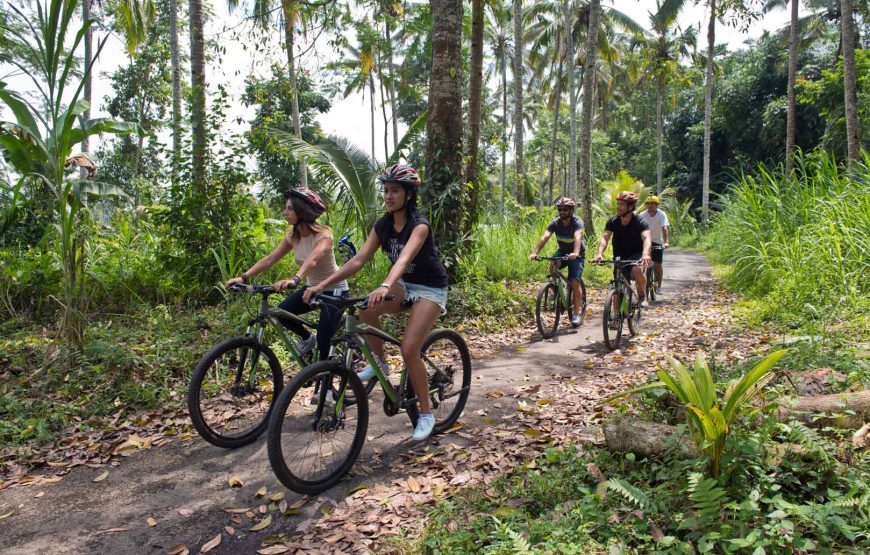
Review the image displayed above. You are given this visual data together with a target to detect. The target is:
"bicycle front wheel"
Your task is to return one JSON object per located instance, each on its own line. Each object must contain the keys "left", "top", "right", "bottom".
{"left": 536, "top": 282, "right": 561, "bottom": 338}
{"left": 406, "top": 329, "right": 472, "bottom": 434}
{"left": 188, "top": 337, "right": 282, "bottom": 448}
{"left": 602, "top": 290, "right": 624, "bottom": 351}
{"left": 267, "top": 361, "right": 368, "bottom": 495}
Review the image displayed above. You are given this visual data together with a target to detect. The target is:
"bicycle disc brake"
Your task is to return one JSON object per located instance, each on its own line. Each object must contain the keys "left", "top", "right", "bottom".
{"left": 383, "top": 396, "right": 399, "bottom": 416}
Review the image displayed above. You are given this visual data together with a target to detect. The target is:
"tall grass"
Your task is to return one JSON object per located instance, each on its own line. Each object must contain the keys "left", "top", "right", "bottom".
{"left": 707, "top": 150, "right": 870, "bottom": 330}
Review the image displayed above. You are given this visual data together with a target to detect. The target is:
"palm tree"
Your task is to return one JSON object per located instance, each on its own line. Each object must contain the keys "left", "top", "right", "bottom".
{"left": 564, "top": 0, "right": 576, "bottom": 200}
{"left": 485, "top": 2, "right": 512, "bottom": 216}
{"left": 763, "top": 0, "right": 800, "bottom": 173}
{"left": 426, "top": 0, "right": 464, "bottom": 257}
{"left": 513, "top": 0, "right": 525, "bottom": 203}
{"left": 465, "top": 0, "right": 485, "bottom": 207}
{"left": 638, "top": 0, "right": 695, "bottom": 193}
{"left": 170, "top": 0, "right": 181, "bottom": 185}
{"left": 701, "top": 0, "right": 715, "bottom": 225}
{"left": 578, "top": 0, "right": 600, "bottom": 234}
{"left": 840, "top": 0, "right": 859, "bottom": 166}
{"left": 189, "top": 0, "right": 206, "bottom": 195}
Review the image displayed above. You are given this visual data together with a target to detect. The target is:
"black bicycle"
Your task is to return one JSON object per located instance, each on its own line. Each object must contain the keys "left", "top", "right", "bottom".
{"left": 267, "top": 293, "right": 471, "bottom": 494}
{"left": 532, "top": 255, "right": 587, "bottom": 338}
{"left": 593, "top": 258, "right": 644, "bottom": 351}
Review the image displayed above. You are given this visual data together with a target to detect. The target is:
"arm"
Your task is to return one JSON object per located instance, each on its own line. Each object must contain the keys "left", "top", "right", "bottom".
{"left": 274, "top": 235, "right": 333, "bottom": 292}
{"left": 568, "top": 228, "right": 584, "bottom": 259}
{"left": 641, "top": 230, "right": 653, "bottom": 267}
{"left": 302, "top": 228, "right": 380, "bottom": 302}
{"left": 528, "top": 230, "right": 553, "bottom": 260}
{"left": 592, "top": 230, "right": 612, "bottom": 262}
{"left": 225, "top": 238, "right": 292, "bottom": 287}
{"left": 663, "top": 225, "right": 670, "bottom": 248}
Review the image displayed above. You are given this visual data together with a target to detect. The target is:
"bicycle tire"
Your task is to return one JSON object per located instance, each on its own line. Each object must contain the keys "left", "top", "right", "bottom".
{"left": 188, "top": 336, "right": 283, "bottom": 448}
{"left": 535, "top": 282, "right": 561, "bottom": 338}
{"left": 406, "top": 329, "right": 472, "bottom": 433}
{"left": 602, "top": 289, "right": 624, "bottom": 351}
{"left": 267, "top": 361, "right": 368, "bottom": 495}
{"left": 627, "top": 289, "right": 642, "bottom": 336}
{"left": 645, "top": 267, "right": 656, "bottom": 302}
{"left": 328, "top": 342, "right": 377, "bottom": 403}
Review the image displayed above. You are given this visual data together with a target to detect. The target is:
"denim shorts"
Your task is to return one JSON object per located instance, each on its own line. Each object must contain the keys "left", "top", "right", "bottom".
{"left": 399, "top": 279, "right": 448, "bottom": 315}
{"left": 556, "top": 252, "right": 585, "bottom": 282}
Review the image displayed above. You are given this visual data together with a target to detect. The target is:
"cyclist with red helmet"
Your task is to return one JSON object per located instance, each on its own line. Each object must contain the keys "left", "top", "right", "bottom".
{"left": 303, "top": 164, "right": 449, "bottom": 441}
{"left": 226, "top": 187, "right": 350, "bottom": 361}
{"left": 591, "top": 190, "right": 653, "bottom": 311}
{"left": 528, "top": 197, "right": 586, "bottom": 326}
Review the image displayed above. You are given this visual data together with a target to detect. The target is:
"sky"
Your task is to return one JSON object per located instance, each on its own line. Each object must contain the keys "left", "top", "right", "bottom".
{"left": 1, "top": 0, "right": 805, "bottom": 167}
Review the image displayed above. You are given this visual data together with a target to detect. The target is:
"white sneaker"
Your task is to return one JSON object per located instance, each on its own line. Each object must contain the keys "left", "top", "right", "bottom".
{"left": 640, "top": 297, "right": 650, "bottom": 309}
{"left": 411, "top": 413, "right": 436, "bottom": 441}
{"left": 356, "top": 361, "right": 389, "bottom": 381}
{"left": 298, "top": 335, "right": 316, "bottom": 356}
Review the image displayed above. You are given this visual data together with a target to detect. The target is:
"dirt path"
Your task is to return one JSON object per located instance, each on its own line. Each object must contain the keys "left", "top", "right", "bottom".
{"left": 1, "top": 251, "right": 762, "bottom": 554}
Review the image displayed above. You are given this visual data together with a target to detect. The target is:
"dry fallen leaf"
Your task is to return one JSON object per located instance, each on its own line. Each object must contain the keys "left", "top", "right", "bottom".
{"left": 147, "top": 517, "right": 157, "bottom": 527}
{"left": 93, "top": 471, "right": 109, "bottom": 482}
{"left": 255, "top": 486, "right": 268, "bottom": 498}
{"left": 177, "top": 508, "right": 193, "bottom": 517}
{"left": 228, "top": 476, "right": 243, "bottom": 488}
{"left": 200, "top": 533, "right": 221, "bottom": 553}
{"left": 249, "top": 514, "right": 272, "bottom": 531}
{"left": 167, "top": 544, "right": 189, "bottom": 555}
{"left": 0, "top": 510, "right": 13, "bottom": 520}
{"left": 257, "top": 547, "right": 290, "bottom": 555}
{"left": 269, "top": 492, "right": 284, "bottom": 502}
{"left": 407, "top": 476, "right": 421, "bottom": 493}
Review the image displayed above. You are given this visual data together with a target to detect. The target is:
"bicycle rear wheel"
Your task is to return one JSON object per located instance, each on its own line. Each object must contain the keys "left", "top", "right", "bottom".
{"left": 188, "top": 337, "right": 282, "bottom": 448}
{"left": 536, "top": 282, "right": 561, "bottom": 338}
{"left": 406, "top": 329, "right": 472, "bottom": 434}
{"left": 267, "top": 361, "right": 368, "bottom": 495}
{"left": 602, "top": 290, "right": 624, "bottom": 351}
{"left": 645, "top": 267, "right": 656, "bottom": 302}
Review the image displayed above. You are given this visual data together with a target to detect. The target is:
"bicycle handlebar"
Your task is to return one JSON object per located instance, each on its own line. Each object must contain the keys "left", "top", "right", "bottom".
{"left": 589, "top": 258, "right": 644, "bottom": 266}
{"left": 533, "top": 255, "right": 571, "bottom": 261}
{"left": 310, "top": 292, "right": 396, "bottom": 310}
{"left": 229, "top": 283, "right": 279, "bottom": 295}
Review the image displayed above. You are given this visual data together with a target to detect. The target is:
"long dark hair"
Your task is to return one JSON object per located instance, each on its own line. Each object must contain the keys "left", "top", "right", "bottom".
{"left": 286, "top": 195, "right": 330, "bottom": 244}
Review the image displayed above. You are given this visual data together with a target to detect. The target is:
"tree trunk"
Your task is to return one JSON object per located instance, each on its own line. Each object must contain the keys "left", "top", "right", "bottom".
{"left": 775, "top": 390, "right": 870, "bottom": 429}
{"left": 564, "top": 0, "right": 576, "bottom": 200}
{"left": 578, "top": 0, "right": 599, "bottom": 236}
{"left": 170, "top": 0, "right": 181, "bottom": 187}
{"left": 603, "top": 418, "right": 694, "bottom": 457}
{"left": 702, "top": 0, "right": 715, "bottom": 225}
{"left": 385, "top": 19, "right": 399, "bottom": 153}
{"left": 840, "top": 0, "right": 860, "bottom": 167}
{"left": 282, "top": 0, "right": 307, "bottom": 187}
{"left": 512, "top": 0, "right": 524, "bottom": 204}
{"left": 501, "top": 47, "right": 508, "bottom": 217}
{"left": 548, "top": 41, "right": 563, "bottom": 204}
{"left": 189, "top": 0, "right": 207, "bottom": 196}
{"left": 82, "top": 0, "right": 92, "bottom": 155}
{"left": 425, "top": 0, "right": 464, "bottom": 258}
{"left": 378, "top": 57, "right": 389, "bottom": 159}
{"left": 465, "top": 0, "right": 484, "bottom": 217}
{"left": 369, "top": 73, "right": 377, "bottom": 161}
{"left": 656, "top": 73, "right": 664, "bottom": 194}
{"left": 785, "top": 0, "right": 798, "bottom": 174}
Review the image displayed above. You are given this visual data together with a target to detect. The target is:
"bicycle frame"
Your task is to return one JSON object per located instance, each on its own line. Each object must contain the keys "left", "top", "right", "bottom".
{"left": 537, "top": 256, "right": 572, "bottom": 310}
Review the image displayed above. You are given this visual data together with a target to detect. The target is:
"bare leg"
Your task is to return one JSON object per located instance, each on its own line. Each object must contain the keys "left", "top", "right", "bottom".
{"left": 570, "top": 279, "right": 582, "bottom": 317}
{"left": 654, "top": 262, "right": 663, "bottom": 288}
{"left": 633, "top": 266, "right": 646, "bottom": 301}
{"left": 401, "top": 299, "right": 441, "bottom": 414}
{"left": 358, "top": 282, "right": 406, "bottom": 362}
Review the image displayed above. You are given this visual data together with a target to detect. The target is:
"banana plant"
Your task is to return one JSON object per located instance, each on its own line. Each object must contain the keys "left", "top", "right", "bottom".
{"left": 0, "top": 0, "right": 137, "bottom": 354}
{"left": 611, "top": 349, "right": 787, "bottom": 476}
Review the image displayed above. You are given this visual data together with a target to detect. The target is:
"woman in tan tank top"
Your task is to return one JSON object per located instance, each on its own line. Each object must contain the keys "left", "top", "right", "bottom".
{"left": 225, "top": 188, "right": 349, "bottom": 361}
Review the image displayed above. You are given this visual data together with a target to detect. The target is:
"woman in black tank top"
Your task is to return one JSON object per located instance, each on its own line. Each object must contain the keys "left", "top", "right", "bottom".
{"left": 303, "top": 165, "right": 447, "bottom": 442}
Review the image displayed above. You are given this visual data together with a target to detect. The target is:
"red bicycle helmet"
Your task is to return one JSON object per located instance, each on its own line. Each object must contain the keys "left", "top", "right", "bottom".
{"left": 377, "top": 164, "right": 421, "bottom": 188}
{"left": 287, "top": 187, "right": 327, "bottom": 218}
{"left": 555, "top": 197, "right": 576, "bottom": 208}
{"left": 616, "top": 191, "right": 639, "bottom": 205}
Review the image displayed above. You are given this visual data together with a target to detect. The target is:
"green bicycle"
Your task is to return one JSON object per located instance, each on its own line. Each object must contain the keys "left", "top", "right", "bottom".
{"left": 533, "top": 255, "right": 587, "bottom": 338}
{"left": 594, "top": 258, "right": 643, "bottom": 351}
{"left": 267, "top": 293, "right": 472, "bottom": 494}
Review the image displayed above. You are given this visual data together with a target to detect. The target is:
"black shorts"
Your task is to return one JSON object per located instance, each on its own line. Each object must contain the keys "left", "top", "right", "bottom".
{"left": 651, "top": 243, "right": 664, "bottom": 263}
{"left": 618, "top": 253, "right": 643, "bottom": 281}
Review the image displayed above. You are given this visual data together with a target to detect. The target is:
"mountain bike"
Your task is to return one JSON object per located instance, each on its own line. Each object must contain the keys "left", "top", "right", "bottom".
{"left": 644, "top": 245, "right": 664, "bottom": 302}
{"left": 533, "top": 255, "right": 587, "bottom": 338}
{"left": 593, "top": 258, "right": 643, "bottom": 351}
{"left": 267, "top": 293, "right": 472, "bottom": 495}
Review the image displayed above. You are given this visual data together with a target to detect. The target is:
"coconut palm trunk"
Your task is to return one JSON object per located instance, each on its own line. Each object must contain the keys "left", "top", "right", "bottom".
{"left": 656, "top": 72, "right": 664, "bottom": 193}
{"left": 579, "top": 0, "right": 599, "bottom": 235}
{"left": 785, "top": 0, "right": 798, "bottom": 173}
{"left": 465, "top": 0, "right": 484, "bottom": 220}
{"left": 189, "top": 0, "right": 207, "bottom": 196}
{"left": 501, "top": 47, "right": 508, "bottom": 217}
{"left": 170, "top": 0, "right": 181, "bottom": 185}
{"left": 425, "top": 0, "right": 464, "bottom": 254}
{"left": 282, "top": 0, "right": 307, "bottom": 187}
{"left": 840, "top": 0, "right": 859, "bottom": 167}
{"left": 702, "top": 0, "right": 715, "bottom": 225}
{"left": 548, "top": 41, "right": 564, "bottom": 203}
{"left": 564, "top": 0, "right": 576, "bottom": 200}
{"left": 385, "top": 19, "right": 399, "bottom": 153}
{"left": 513, "top": 0, "right": 524, "bottom": 203}
{"left": 82, "top": 0, "right": 92, "bottom": 155}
